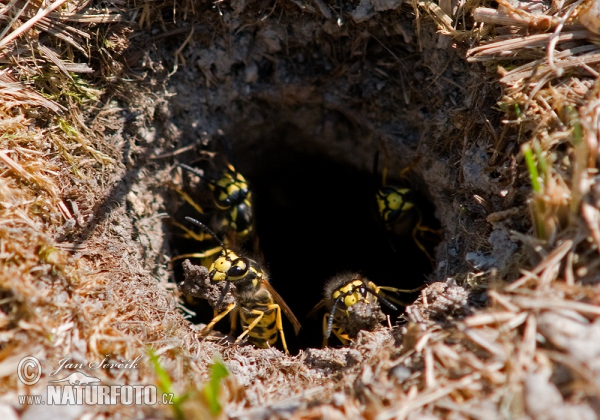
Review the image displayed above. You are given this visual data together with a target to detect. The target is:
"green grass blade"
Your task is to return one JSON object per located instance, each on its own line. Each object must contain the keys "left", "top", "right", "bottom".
{"left": 204, "top": 357, "right": 229, "bottom": 416}
{"left": 522, "top": 144, "right": 541, "bottom": 193}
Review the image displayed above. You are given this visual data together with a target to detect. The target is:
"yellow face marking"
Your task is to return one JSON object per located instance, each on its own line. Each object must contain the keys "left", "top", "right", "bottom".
{"left": 216, "top": 175, "right": 234, "bottom": 188}
{"left": 227, "top": 184, "right": 241, "bottom": 194}
{"left": 344, "top": 294, "right": 358, "bottom": 307}
{"left": 387, "top": 192, "right": 403, "bottom": 211}
{"left": 377, "top": 196, "right": 386, "bottom": 213}
{"left": 214, "top": 257, "right": 231, "bottom": 273}
{"left": 377, "top": 187, "right": 415, "bottom": 223}
{"left": 331, "top": 279, "right": 367, "bottom": 309}
{"left": 212, "top": 271, "right": 227, "bottom": 281}
{"left": 234, "top": 172, "right": 248, "bottom": 185}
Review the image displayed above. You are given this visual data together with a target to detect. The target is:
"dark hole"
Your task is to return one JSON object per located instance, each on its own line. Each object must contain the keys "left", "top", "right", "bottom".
{"left": 170, "top": 141, "right": 438, "bottom": 354}
{"left": 247, "top": 145, "right": 437, "bottom": 352}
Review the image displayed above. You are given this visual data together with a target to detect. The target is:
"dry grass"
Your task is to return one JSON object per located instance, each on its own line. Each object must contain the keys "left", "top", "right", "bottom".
{"left": 0, "top": 0, "right": 599, "bottom": 418}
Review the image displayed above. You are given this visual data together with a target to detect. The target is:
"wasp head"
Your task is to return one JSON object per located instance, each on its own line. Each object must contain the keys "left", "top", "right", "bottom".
{"left": 331, "top": 278, "right": 369, "bottom": 310}
{"left": 376, "top": 186, "right": 414, "bottom": 224}
{"left": 210, "top": 251, "right": 252, "bottom": 282}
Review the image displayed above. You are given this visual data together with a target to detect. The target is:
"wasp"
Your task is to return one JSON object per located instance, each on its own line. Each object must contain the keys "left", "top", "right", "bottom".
{"left": 183, "top": 217, "right": 301, "bottom": 354}
{"left": 310, "top": 273, "right": 419, "bottom": 347}
{"left": 171, "top": 162, "right": 254, "bottom": 262}
{"left": 374, "top": 151, "right": 439, "bottom": 264}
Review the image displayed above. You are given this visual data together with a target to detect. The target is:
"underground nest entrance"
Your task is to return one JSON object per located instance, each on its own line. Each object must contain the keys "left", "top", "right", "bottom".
{"left": 170, "top": 140, "right": 439, "bottom": 353}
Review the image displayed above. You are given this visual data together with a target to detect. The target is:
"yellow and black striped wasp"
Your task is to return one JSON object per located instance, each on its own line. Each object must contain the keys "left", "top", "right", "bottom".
{"left": 310, "top": 272, "right": 421, "bottom": 347}
{"left": 374, "top": 151, "right": 439, "bottom": 265}
{"left": 183, "top": 217, "right": 301, "bottom": 354}
{"left": 171, "top": 161, "right": 254, "bottom": 263}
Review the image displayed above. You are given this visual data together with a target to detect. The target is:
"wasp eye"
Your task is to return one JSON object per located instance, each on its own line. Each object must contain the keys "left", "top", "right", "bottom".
{"left": 229, "top": 266, "right": 246, "bottom": 276}
{"left": 228, "top": 259, "right": 248, "bottom": 277}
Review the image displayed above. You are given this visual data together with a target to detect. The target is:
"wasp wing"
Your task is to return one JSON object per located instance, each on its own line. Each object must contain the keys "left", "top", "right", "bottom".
{"left": 260, "top": 279, "right": 301, "bottom": 335}
{"left": 306, "top": 299, "right": 328, "bottom": 319}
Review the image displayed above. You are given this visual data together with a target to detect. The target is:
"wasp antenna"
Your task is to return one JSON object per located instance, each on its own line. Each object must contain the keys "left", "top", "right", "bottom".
{"left": 373, "top": 150, "right": 380, "bottom": 177}
{"left": 218, "top": 136, "right": 237, "bottom": 166}
{"left": 178, "top": 163, "right": 214, "bottom": 184}
{"left": 216, "top": 281, "right": 231, "bottom": 309}
{"left": 370, "top": 151, "right": 378, "bottom": 194}
{"left": 184, "top": 217, "right": 226, "bottom": 251}
{"left": 325, "top": 298, "right": 341, "bottom": 339}
{"left": 366, "top": 287, "right": 398, "bottom": 311}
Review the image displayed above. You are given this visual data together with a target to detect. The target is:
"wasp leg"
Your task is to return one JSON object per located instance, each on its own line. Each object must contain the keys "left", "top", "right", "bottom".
{"left": 378, "top": 285, "right": 424, "bottom": 293}
{"left": 271, "top": 304, "right": 290, "bottom": 355}
{"left": 236, "top": 304, "right": 290, "bottom": 355}
{"left": 415, "top": 224, "right": 441, "bottom": 235}
{"left": 411, "top": 224, "right": 435, "bottom": 265}
{"left": 398, "top": 165, "right": 411, "bottom": 180}
{"left": 398, "top": 156, "right": 423, "bottom": 180}
{"left": 323, "top": 313, "right": 352, "bottom": 346}
{"left": 377, "top": 285, "right": 424, "bottom": 307}
{"left": 229, "top": 307, "right": 238, "bottom": 336}
{"left": 170, "top": 220, "right": 213, "bottom": 242}
{"left": 170, "top": 246, "right": 223, "bottom": 262}
{"left": 411, "top": 209, "right": 442, "bottom": 266}
{"left": 173, "top": 187, "right": 205, "bottom": 215}
{"left": 331, "top": 328, "right": 351, "bottom": 346}
{"left": 200, "top": 302, "right": 237, "bottom": 337}
{"left": 235, "top": 309, "right": 265, "bottom": 345}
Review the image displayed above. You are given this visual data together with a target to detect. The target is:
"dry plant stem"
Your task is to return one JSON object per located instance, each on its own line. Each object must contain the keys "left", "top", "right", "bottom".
{"left": 467, "top": 30, "right": 599, "bottom": 61}
{"left": 582, "top": 203, "right": 600, "bottom": 256}
{"left": 463, "top": 311, "right": 517, "bottom": 327}
{"left": 312, "top": 0, "right": 332, "bottom": 19}
{"left": 0, "top": 150, "right": 34, "bottom": 182}
{"left": 0, "top": 0, "right": 32, "bottom": 42}
{"left": 424, "top": 347, "right": 435, "bottom": 389}
{"left": 376, "top": 374, "right": 480, "bottom": 420}
{"left": 499, "top": 45, "right": 598, "bottom": 84}
{"left": 489, "top": 290, "right": 520, "bottom": 312}
{"left": 520, "top": 314, "right": 537, "bottom": 366}
{"left": 0, "top": 0, "right": 70, "bottom": 55}
{"left": 506, "top": 240, "right": 573, "bottom": 291}
{"left": 472, "top": 7, "right": 557, "bottom": 29}
{"left": 513, "top": 297, "right": 600, "bottom": 315}
{"left": 168, "top": 26, "right": 194, "bottom": 77}
{"left": 52, "top": 12, "right": 123, "bottom": 23}
{"left": 564, "top": 250, "right": 575, "bottom": 285}
{"left": 547, "top": 0, "right": 583, "bottom": 77}
{"left": 419, "top": 1, "right": 454, "bottom": 35}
